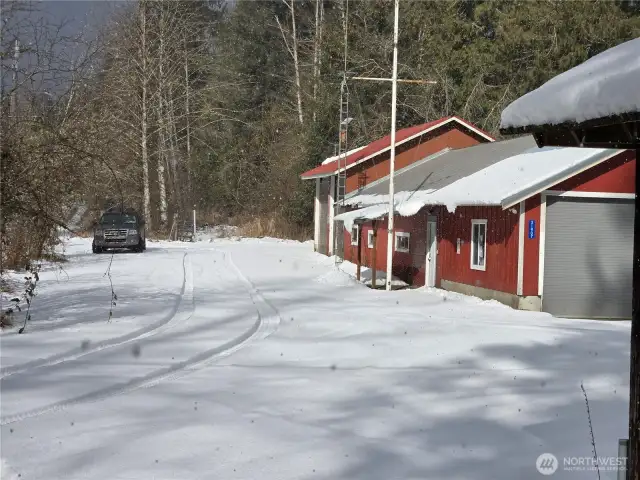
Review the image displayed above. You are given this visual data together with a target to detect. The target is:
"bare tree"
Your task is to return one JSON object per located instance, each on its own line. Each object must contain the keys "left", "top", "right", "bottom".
{"left": 0, "top": 1, "right": 108, "bottom": 268}
{"left": 312, "top": 0, "right": 324, "bottom": 123}
{"left": 139, "top": 0, "right": 152, "bottom": 229}
{"left": 276, "top": 0, "right": 304, "bottom": 125}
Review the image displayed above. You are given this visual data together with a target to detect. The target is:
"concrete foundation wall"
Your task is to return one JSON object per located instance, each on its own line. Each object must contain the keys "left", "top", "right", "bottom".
{"left": 441, "top": 280, "right": 541, "bottom": 312}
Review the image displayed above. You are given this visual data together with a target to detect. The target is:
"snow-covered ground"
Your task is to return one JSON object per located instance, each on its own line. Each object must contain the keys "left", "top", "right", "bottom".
{"left": 0, "top": 236, "right": 631, "bottom": 479}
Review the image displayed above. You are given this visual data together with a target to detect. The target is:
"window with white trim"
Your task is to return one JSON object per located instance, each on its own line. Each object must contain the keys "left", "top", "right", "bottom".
{"left": 367, "top": 230, "right": 374, "bottom": 248}
{"left": 470, "top": 219, "right": 487, "bottom": 271}
{"left": 351, "top": 224, "right": 360, "bottom": 246}
{"left": 395, "top": 232, "right": 410, "bottom": 253}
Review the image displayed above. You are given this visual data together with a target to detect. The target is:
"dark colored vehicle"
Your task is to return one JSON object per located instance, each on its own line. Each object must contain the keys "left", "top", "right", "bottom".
{"left": 92, "top": 207, "right": 146, "bottom": 253}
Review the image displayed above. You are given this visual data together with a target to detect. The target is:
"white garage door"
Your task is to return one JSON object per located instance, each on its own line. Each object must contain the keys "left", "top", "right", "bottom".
{"left": 543, "top": 196, "right": 633, "bottom": 319}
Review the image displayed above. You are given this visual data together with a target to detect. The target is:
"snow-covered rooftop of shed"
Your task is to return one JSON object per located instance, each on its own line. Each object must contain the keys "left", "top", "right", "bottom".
{"left": 500, "top": 37, "right": 640, "bottom": 129}
{"left": 336, "top": 146, "right": 621, "bottom": 231}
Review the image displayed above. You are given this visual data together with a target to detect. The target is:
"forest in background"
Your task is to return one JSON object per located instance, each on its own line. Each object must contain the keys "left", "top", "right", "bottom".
{"left": 2, "top": 0, "right": 640, "bottom": 269}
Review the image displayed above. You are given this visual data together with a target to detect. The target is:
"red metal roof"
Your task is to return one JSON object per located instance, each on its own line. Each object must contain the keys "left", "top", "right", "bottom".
{"left": 300, "top": 116, "right": 495, "bottom": 179}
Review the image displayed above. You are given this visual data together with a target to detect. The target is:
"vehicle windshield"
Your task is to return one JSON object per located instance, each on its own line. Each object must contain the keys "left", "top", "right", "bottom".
{"left": 99, "top": 213, "right": 137, "bottom": 225}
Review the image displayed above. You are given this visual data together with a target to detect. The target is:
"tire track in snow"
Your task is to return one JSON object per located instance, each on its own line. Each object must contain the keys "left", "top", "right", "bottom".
{"left": 0, "top": 248, "right": 281, "bottom": 425}
{"left": 0, "top": 253, "right": 194, "bottom": 380}
{"left": 1, "top": 250, "right": 173, "bottom": 336}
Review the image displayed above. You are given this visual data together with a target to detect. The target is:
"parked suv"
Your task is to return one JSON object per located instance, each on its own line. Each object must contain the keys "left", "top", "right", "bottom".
{"left": 92, "top": 207, "right": 146, "bottom": 253}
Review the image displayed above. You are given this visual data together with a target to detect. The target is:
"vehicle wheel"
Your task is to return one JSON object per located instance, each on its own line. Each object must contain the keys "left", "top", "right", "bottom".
{"left": 135, "top": 239, "right": 144, "bottom": 253}
{"left": 92, "top": 243, "right": 102, "bottom": 254}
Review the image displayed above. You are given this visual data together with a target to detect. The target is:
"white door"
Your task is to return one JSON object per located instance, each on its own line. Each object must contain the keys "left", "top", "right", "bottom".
{"left": 426, "top": 218, "right": 437, "bottom": 287}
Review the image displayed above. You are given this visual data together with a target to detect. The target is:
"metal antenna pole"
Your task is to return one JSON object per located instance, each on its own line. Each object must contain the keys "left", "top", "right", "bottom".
{"left": 385, "top": 0, "right": 400, "bottom": 291}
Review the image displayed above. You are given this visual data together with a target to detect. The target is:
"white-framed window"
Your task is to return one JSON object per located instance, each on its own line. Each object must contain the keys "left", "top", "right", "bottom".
{"left": 395, "top": 232, "right": 410, "bottom": 253}
{"left": 470, "top": 219, "right": 487, "bottom": 271}
{"left": 351, "top": 224, "right": 360, "bottom": 246}
{"left": 367, "top": 230, "right": 374, "bottom": 248}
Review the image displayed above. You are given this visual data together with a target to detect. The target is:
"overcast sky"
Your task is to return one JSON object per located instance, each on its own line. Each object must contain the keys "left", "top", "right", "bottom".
{"left": 38, "top": 0, "right": 120, "bottom": 36}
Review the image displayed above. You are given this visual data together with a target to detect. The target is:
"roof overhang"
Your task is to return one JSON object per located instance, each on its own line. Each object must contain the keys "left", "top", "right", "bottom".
{"left": 301, "top": 116, "right": 495, "bottom": 181}
{"left": 500, "top": 149, "right": 625, "bottom": 209}
{"left": 500, "top": 113, "right": 640, "bottom": 149}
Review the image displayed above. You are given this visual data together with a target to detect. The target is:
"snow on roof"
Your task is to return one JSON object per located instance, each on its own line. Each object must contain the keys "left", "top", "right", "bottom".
{"left": 343, "top": 136, "right": 536, "bottom": 207}
{"left": 501, "top": 37, "right": 640, "bottom": 130}
{"left": 411, "top": 146, "right": 619, "bottom": 211}
{"left": 321, "top": 146, "right": 367, "bottom": 165}
{"left": 336, "top": 146, "right": 621, "bottom": 232}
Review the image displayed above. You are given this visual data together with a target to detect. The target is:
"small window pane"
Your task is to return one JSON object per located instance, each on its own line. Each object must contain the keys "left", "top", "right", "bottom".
{"left": 471, "top": 221, "right": 487, "bottom": 269}
{"left": 478, "top": 225, "right": 485, "bottom": 266}
{"left": 395, "top": 233, "right": 410, "bottom": 252}
{"left": 472, "top": 224, "right": 479, "bottom": 265}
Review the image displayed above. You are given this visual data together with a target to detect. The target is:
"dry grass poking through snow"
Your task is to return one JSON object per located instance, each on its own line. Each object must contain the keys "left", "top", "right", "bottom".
{"left": 236, "top": 213, "right": 311, "bottom": 242}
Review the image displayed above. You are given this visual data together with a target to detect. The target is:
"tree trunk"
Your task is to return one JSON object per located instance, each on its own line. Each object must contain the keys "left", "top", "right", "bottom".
{"left": 140, "top": 1, "right": 151, "bottom": 230}
{"left": 312, "top": 0, "right": 323, "bottom": 123}
{"left": 157, "top": 9, "right": 168, "bottom": 228}
{"left": 290, "top": 0, "right": 303, "bottom": 124}
{"left": 184, "top": 34, "right": 193, "bottom": 204}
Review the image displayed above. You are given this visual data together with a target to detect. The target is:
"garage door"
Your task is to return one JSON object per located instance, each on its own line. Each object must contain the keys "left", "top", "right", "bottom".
{"left": 543, "top": 196, "right": 633, "bottom": 319}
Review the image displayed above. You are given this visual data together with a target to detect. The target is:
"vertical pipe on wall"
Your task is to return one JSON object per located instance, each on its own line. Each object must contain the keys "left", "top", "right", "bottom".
{"left": 628, "top": 146, "right": 640, "bottom": 480}
{"left": 329, "top": 175, "right": 336, "bottom": 256}
{"left": 314, "top": 179, "right": 321, "bottom": 252}
{"left": 517, "top": 201, "right": 525, "bottom": 297}
{"left": 356, "top": 224, "right": 362, "bottom": 281}
{"left": 372, "top": 221, "right": 378, "bottom": 288}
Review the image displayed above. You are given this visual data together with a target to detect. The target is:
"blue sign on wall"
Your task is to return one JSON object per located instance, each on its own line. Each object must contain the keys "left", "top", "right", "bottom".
{"left": 528, "top": 219, "right": 536, "bottom": 239}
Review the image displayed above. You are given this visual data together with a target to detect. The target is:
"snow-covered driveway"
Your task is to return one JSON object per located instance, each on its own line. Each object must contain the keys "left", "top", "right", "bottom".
{"left": 0, "top": 237, "right": 631, "bottom": 480}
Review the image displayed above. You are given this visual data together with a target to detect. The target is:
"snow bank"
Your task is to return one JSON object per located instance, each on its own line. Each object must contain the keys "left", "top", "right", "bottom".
{"left": 501, "top": 37, "right": 640, "bottom": 129}
{"left": 194, "top": 224, "right": 240, "bottom": 242}
{"left": 314, "top": 268, "right": 361, "bottom": 287}
{"left": 313, "top": 257, "right": 408, "bottom": 289}
{"left": 337, "top": 259, "right": 409, "bottom": 288}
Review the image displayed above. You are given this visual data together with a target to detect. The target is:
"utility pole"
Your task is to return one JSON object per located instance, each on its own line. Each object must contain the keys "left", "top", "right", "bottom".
{"left": 335, "top": 0, "right": 435, "bottom": 278}
{"left": 385, "top": 0, "right": 400, "bottom": 291}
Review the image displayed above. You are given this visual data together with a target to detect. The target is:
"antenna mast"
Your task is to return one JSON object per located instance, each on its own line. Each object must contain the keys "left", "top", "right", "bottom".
{"left": 334, "top": 0, "right": 350, "bottom": 264}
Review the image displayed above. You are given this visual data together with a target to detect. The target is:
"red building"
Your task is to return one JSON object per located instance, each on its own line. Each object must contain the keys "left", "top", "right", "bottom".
{"left": 337, "top": 138, "right": 635, "bottom": 319}
{"left": 299, "top": 116, "right": 495, "bottom": 256}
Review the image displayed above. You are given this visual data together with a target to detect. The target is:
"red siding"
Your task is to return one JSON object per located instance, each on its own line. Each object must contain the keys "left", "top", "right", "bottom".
{"left": 522, "top": 196, "right": 541, "bottom": 297}
{"left": 341, "top": 152, "right": 636, "bottom": 295}
{"left": 344, "top": 214, "right": 426, "bottom": 285}
{"left": 551, "top": 152, "right": 635, "bottom": 193}
{"left": 344, "top": 205, "right": 520, "bottom": 292}
{"left": 438, "top": 206, "right": 519, "bottom": 294}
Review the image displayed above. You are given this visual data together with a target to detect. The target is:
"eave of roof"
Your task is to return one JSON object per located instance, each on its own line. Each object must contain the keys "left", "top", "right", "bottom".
{"left": 500, "top": 148, "right": 624, "bottom": 208}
